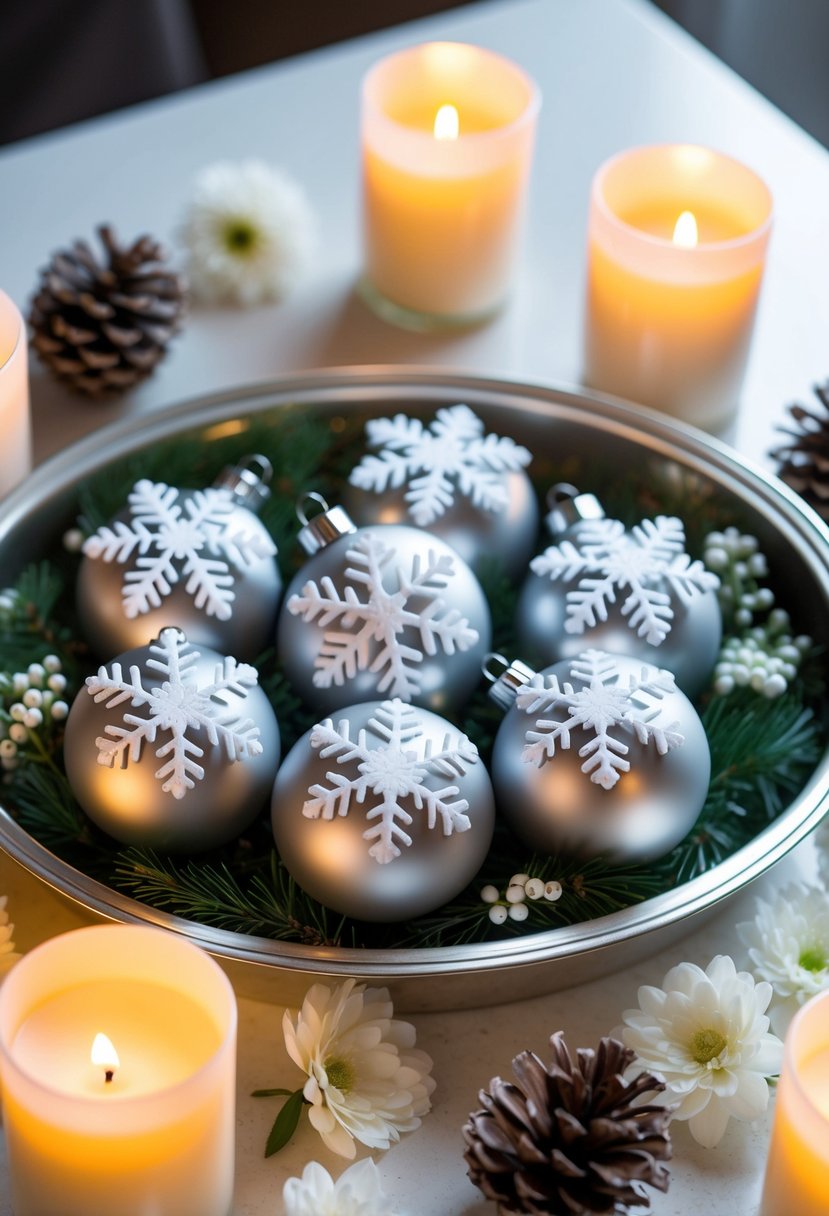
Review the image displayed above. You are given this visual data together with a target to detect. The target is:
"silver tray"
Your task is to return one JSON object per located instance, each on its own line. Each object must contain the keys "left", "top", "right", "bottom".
{"left": 1, "top": 368, "right": 828, "bottom": 1012}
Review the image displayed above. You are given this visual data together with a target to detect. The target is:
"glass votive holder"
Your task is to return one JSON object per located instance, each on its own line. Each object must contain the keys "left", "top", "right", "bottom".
{"left": 761, "top": 988, "right": 829, "bottom": 1216}
{"left": 583, "top": 144, "right": 773, "bottom": 432}
{"left": 0, "top": 289, "right": 31, "bottom": 497}
{"left": 360, "top": 41, "right": 540, "bottom": 332}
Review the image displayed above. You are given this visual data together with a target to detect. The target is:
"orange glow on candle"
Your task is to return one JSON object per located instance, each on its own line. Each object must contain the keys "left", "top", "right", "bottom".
{"left": 433, "top": 104, "right": 459, "bottom": 140}
{"left": 672, "top": 209, "right": 698, "bottom": 247}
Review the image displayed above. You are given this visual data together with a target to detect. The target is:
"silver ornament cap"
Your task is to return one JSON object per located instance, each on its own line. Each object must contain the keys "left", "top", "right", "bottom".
{"left": 515, "top": 487, "right": 721, "bottom": 698}
{"left": 343, "top": 404, "right": 539, "bottom": 580}
{"left": 271, "top": 697, "right": 496, "bottom": 921}
{"left": 76, "top": 455, "right": 282, "bottom": 661}
{"left": 278, "top": 500, "right": 492, "bottom": 715}
{"left": 64, "top": 627, "right": 280, "bottom": 852}
{"left": 490, "top": 649, "right": 710, "bottom": 864}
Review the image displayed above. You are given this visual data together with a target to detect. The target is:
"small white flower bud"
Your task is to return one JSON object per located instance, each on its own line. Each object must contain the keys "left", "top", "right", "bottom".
{"left": 506, "top": 884, "right": 525, "bottom": 904}
{"left": 714, "top": 674, "right": 735, "bottom": 696}
{"left": 23, "top": 708, "right": 43, "bottom": 728}
{"left": 544, "top": 881, "right": 563, "bottom": 902}
{"left": 51, "top": 701, "right": 69, "bottom": 720}
{"left": 524, "top": 878, "right": 545, "bottom": 901}
{"left": 27, "top": 663, "right": 45, "bottom": 687}
{"left": 480, "top": 884, "right": 500, "bottom": 904}
{"left": 22, "top": 689, "right": 43, "bottom": 708}
{"left": 9, "top": 703, "right": 26, "bottom": 722}
{"left": 9, "top": 723, "right": 28, "bottom": 744}
{"left": 763, "top": 674, "right": 788, "bottom": 698}
{"left": 47, "top": 673, "right": 67, "bottom": 693}
{"left": 509, "top": 873, "right": 530, "bottom": 888}
{"left": 488, "top": 905, "right": 508, "bottom": 925}
{"left": 12, "top": 673, "right": 28, "bottom": 693}
{"left": 0, "top": 740, "right": 17, "bottom": 758}
{"left": 63, "top": 528, "right": 85, "bottom": 553}
{"left": 508, "top": 902, "right": 529, "bottom": 922}
{"left": 43, "top": 655, "right": 62, "bottom": 673}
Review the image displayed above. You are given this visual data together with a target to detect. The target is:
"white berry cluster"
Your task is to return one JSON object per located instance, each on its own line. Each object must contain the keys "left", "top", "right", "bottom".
{"left": 704, "top": 528, "right": 812, "bottom": 699}
{"left": 0, "top": 656, "right": 69, "bottom": 773}
{"left": 481, "top": 872, "right": 563, "bottom": 924}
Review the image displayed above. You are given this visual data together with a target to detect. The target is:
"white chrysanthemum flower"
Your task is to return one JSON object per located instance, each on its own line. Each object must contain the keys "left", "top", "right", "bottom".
{"left": 282, "top": 978, "right": 435, "bottom": 1159}
{"left": 0, "top": 895, "right": 20, "bottom": 977}
{"left": 738, "top": 882, "right": 829, "bottom": 1034}
{"left": 621, "top": 954, "right": 782, "bottom": 1148}
{"left": 283, "top": 1159, "right": 397, "bottom": 1216}
{"left": 180, "top": 160, "right": 316, "bottom": 306}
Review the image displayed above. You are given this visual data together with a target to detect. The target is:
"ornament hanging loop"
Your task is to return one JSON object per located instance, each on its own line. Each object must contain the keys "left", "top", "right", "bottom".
{"left": 295, "top": 492, "right": 357, "bottom": 556}
{"left": 544, "top": 483, "right": 605, "bottom": 537}
{"left": 484, "top": 652, "right": 536, "bottom": 711}
{"left": 213, "top": 453, "right": 273, "bottom": 511}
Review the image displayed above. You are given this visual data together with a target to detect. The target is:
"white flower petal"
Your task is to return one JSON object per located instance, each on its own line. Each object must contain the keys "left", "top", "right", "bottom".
{"left": 689, "top": 1098, "right": 732, "bottom": 1147}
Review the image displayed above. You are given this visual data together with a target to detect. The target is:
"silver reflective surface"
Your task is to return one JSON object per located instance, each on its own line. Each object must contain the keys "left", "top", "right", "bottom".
{"left": 1, "top": 369, "right": 828, "bottom": 1013}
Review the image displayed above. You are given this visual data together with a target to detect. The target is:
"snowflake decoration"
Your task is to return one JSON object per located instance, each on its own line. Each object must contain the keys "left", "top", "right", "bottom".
{"left": 517, "top": 650, "right": 684, "bottom": 790}
{"left": 530, "top": 515, "right": 719, "bottom": 646}
{"left": 82, "top": 478, "right": 276, "bottom": 621}
{"left": 86, "top": 627, "right": 263, "bottom": 799}
{"left": 303, "top": 698, "right": 478, "bottom": 863}
{"left": 348, "top": 404, "right": 532, "bottom": 526}
{"left": 286, "top": 531, "right": 479, "bottom": 700}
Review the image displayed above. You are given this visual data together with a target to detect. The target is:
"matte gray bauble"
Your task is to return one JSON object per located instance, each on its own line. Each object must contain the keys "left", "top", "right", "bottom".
{"left": 64, "top": 628, "right": 280, "bottom": 852}
{"left": 277, "top": 498, "right": 491, "bottom": 715}
{"left": 344, "top": 403, "right": 539, "bottom": 580}
{"left": 271, "top": 697, "right": 496, "bottom": 921}
{"left": 488, "top": 650, "right": 710, "bottom": 863}
{"left": 77, "top": 456, "right": 281, "bottom": 661}
{"left": 514, "top": 486, "right": 721, "bottom": 699}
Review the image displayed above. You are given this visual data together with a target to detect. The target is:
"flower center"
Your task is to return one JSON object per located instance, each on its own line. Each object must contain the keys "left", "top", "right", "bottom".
{"left": 799, "top": 946, "right": 827, "bottom": 973}
{"left": 690, "top": 1028, "right": 728, "bottom": 1065}
{"left": 222, "top": 219, "right": 259, "bottom": 256}
{"left": 324, "top": 1055, "right": 355, "bottom": 1093}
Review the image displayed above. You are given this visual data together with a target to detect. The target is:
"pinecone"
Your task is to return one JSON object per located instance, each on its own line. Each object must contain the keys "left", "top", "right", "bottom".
{"left": 463, "top": 1032, "right": 671, "bottom": 1216}
{"left": 29, "top": 225, "right": 185, "bottom": 397}
{"left": 771, "top": 381, "right": 829, "bottom": 521}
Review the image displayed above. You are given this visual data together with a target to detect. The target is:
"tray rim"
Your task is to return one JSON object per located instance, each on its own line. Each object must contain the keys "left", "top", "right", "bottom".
{"left": 2, "top": 366, "right": 828, "bottom": 984}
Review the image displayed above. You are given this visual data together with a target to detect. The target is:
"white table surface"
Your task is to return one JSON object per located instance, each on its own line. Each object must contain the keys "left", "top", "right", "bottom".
{"left": 0, "top": 0, "right": 827, "bottom": 1212}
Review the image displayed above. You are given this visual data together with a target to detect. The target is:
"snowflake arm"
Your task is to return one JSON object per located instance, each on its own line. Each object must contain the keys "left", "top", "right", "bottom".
{"left": 405, "top": 467, "right": 456, "bottom": 526}
{"left": 122, "top": 553, "right": 181, "bottom": 618}
{"left": 128, "top": 479, "right": 182, "bottom": 528}
{"left": 530, "top": 540, "right": 595, "bottom": 582}
{"left": 82, "top": 518, "right": 154, "bottom": 564}
{"left": 399, "top": 550, "right": 479, "bottom": 658}
{"left": 619, "top": 579, "right": 674, "bottom": 645}
{"left": 183, "top": 549, "right": 236, "bottom": 620}
{"left": 365, "top": 414, "right": 426, "bottom": 451}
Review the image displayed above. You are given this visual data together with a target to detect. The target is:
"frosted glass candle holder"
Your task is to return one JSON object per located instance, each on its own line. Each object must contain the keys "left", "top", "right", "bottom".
{"left": 0, "top": 289, "right": 31, "bottom": 496}
{"left": 0, "top": 925, "right": 237, "bottom": 1216}
{"left": 583, "top": 144, "right": 772, "bottom": 432}
{"left": 761, "top": 990, "right": 829, "bottom": 1216}
{"left": 360, "top": 41, "right": 540, "bottom": 331}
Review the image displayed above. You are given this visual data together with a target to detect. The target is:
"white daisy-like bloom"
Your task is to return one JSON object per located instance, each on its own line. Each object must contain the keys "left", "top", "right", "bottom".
{"left": 179, "top": 159, "right": 316, "bottom": 306}
{"left": 738, "top": 882, "right": 829, "bottom": 1034}
{"left": 283, "top": 1159, "right": 397, "bottom": 1216}
{"left": 282, "top": 978, "right": 435, "bottom": 1159}
{"left": 621, "top": 954, "right": 783, "bottom": 1148}
{"left": 0, "top": 896, "right": 20, "bottom": 977}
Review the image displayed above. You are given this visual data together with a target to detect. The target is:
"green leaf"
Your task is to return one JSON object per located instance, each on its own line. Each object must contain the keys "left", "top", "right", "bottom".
{"left": 251, "top": 1087, "right": 294, "bottom": 1098}
{"left": 264, "top": 1088, "right": 306, "bottom": 1157}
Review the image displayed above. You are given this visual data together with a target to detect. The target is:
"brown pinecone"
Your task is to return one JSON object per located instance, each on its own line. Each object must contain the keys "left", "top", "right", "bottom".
{"left": 29, "top": 224, "right": 185, "bottom": 397}
{"left": 463, "top": 1032, "right": 671, "bottom": 1216}
{"left": 771, "top": 381, "right": 829, "bottom": 521}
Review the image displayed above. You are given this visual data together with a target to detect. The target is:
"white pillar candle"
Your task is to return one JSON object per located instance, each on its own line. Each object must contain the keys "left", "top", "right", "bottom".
{"left": 361, "top": 41, "right": 540, "bottom": 330}
{"left": 0, "top": 289, "right": 31, "bottom": 497}
{"left": 0, "top": 925, "right": 237, "bottom": 1216}
{"left": 761, "top": 990, "right": 829, "bottom": 1216}
{"left": 583, "top": 144, "right": 772, "bottom": 432}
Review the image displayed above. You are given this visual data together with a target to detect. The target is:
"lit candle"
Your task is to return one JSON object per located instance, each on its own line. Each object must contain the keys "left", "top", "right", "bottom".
{"left": 583, "top": 144, "right": 773, "bottom": 431}
{"left": 360, "top": 41, "right": 540, "bottom": 330}
{"left": 0, "top": 925, "right": 237, "bottom": 1216}
{"left": 0, "top": 289, "right": 31, "bottom": 497}
{"left": 761, "top": 991, "right": 829, "bottom": 1216}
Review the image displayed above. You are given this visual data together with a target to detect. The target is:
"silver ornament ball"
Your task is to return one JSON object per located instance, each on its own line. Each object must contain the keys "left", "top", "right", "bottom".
{"left": 271, "top": 698, "right": 496, "bottom": 921}
{"left": 490, "top": 651, "right": 710, "bottom": 863}
{"left": 64, "top": 630, "right": 280, "bottom": 852}
{"left": 277, "top": 520, "right": 492, "bottom": 715}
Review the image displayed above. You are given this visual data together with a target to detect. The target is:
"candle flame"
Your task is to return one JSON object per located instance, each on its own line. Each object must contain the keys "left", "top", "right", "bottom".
{"left": 433, "top": 104, "right": 459, "bottom": 141}
{"left": 91, "top": 1032, "right": 120, "bottom": 1081}
{"left": 672, "top": 210, "right": 698, "bottom": 248}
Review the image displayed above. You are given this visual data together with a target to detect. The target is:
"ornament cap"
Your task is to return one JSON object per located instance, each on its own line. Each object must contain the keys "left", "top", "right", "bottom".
{"left": 213, "top": 454, "right": 273, "bottom": 512}
{"left": 544, "top": 482, "right": 604, "bottom": 537}
{"left": 295, "top": 492, "right": 357, "bottom": 555}
{"left": 484, "top": 652, "right": 537, "bottom": 711}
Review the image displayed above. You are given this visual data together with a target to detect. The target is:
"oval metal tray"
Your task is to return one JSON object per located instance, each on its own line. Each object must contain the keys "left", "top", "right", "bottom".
{"left": 2, "top": 368, "right": 828, "bottom": 1012}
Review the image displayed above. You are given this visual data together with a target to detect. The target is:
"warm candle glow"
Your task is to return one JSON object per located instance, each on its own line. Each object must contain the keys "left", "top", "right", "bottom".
{"left": 91, "top": 1031, "right": 120, "bottom": 1082}
{"left": 433, "top": 103, "right": 459, "bottom": 141}
{"left": 672, "top": 209, "right": 698, "bottom": 248}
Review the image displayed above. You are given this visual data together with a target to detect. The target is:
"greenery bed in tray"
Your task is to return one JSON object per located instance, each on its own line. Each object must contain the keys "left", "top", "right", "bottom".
{"left": 0, "top": 405, "right": 825, "bottom": 951}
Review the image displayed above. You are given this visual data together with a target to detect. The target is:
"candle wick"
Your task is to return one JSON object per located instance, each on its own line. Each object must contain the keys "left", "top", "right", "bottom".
{"left": 105, "top": 1069, "right": 114, "bottom": 1084}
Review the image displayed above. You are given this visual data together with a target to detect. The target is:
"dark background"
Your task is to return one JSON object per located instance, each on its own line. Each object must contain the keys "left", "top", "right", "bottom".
{"left": 2, "top": 0, "right": 827, "bottom": 149}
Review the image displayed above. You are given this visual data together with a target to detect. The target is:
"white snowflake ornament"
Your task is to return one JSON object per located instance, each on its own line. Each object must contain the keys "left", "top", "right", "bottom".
{"left": 77, "top": 459, "right": 281, "bottom": 661}
{"left": 344, "top": 406, "right": 539, "bottom": 579}
{"left": 515, "top": 495, "right": 721, "bottom": 698}
{"left": 489, "top": 650, "right": 710, "bottom": 862}
{"left": 64, "top": 628, "right": 280, "bottom": 851}
{"left": 271, "top": 698, "right": 495, "bottom": 920}
{"left": 278, "top": 509, "right": 491, "bottom": 715}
